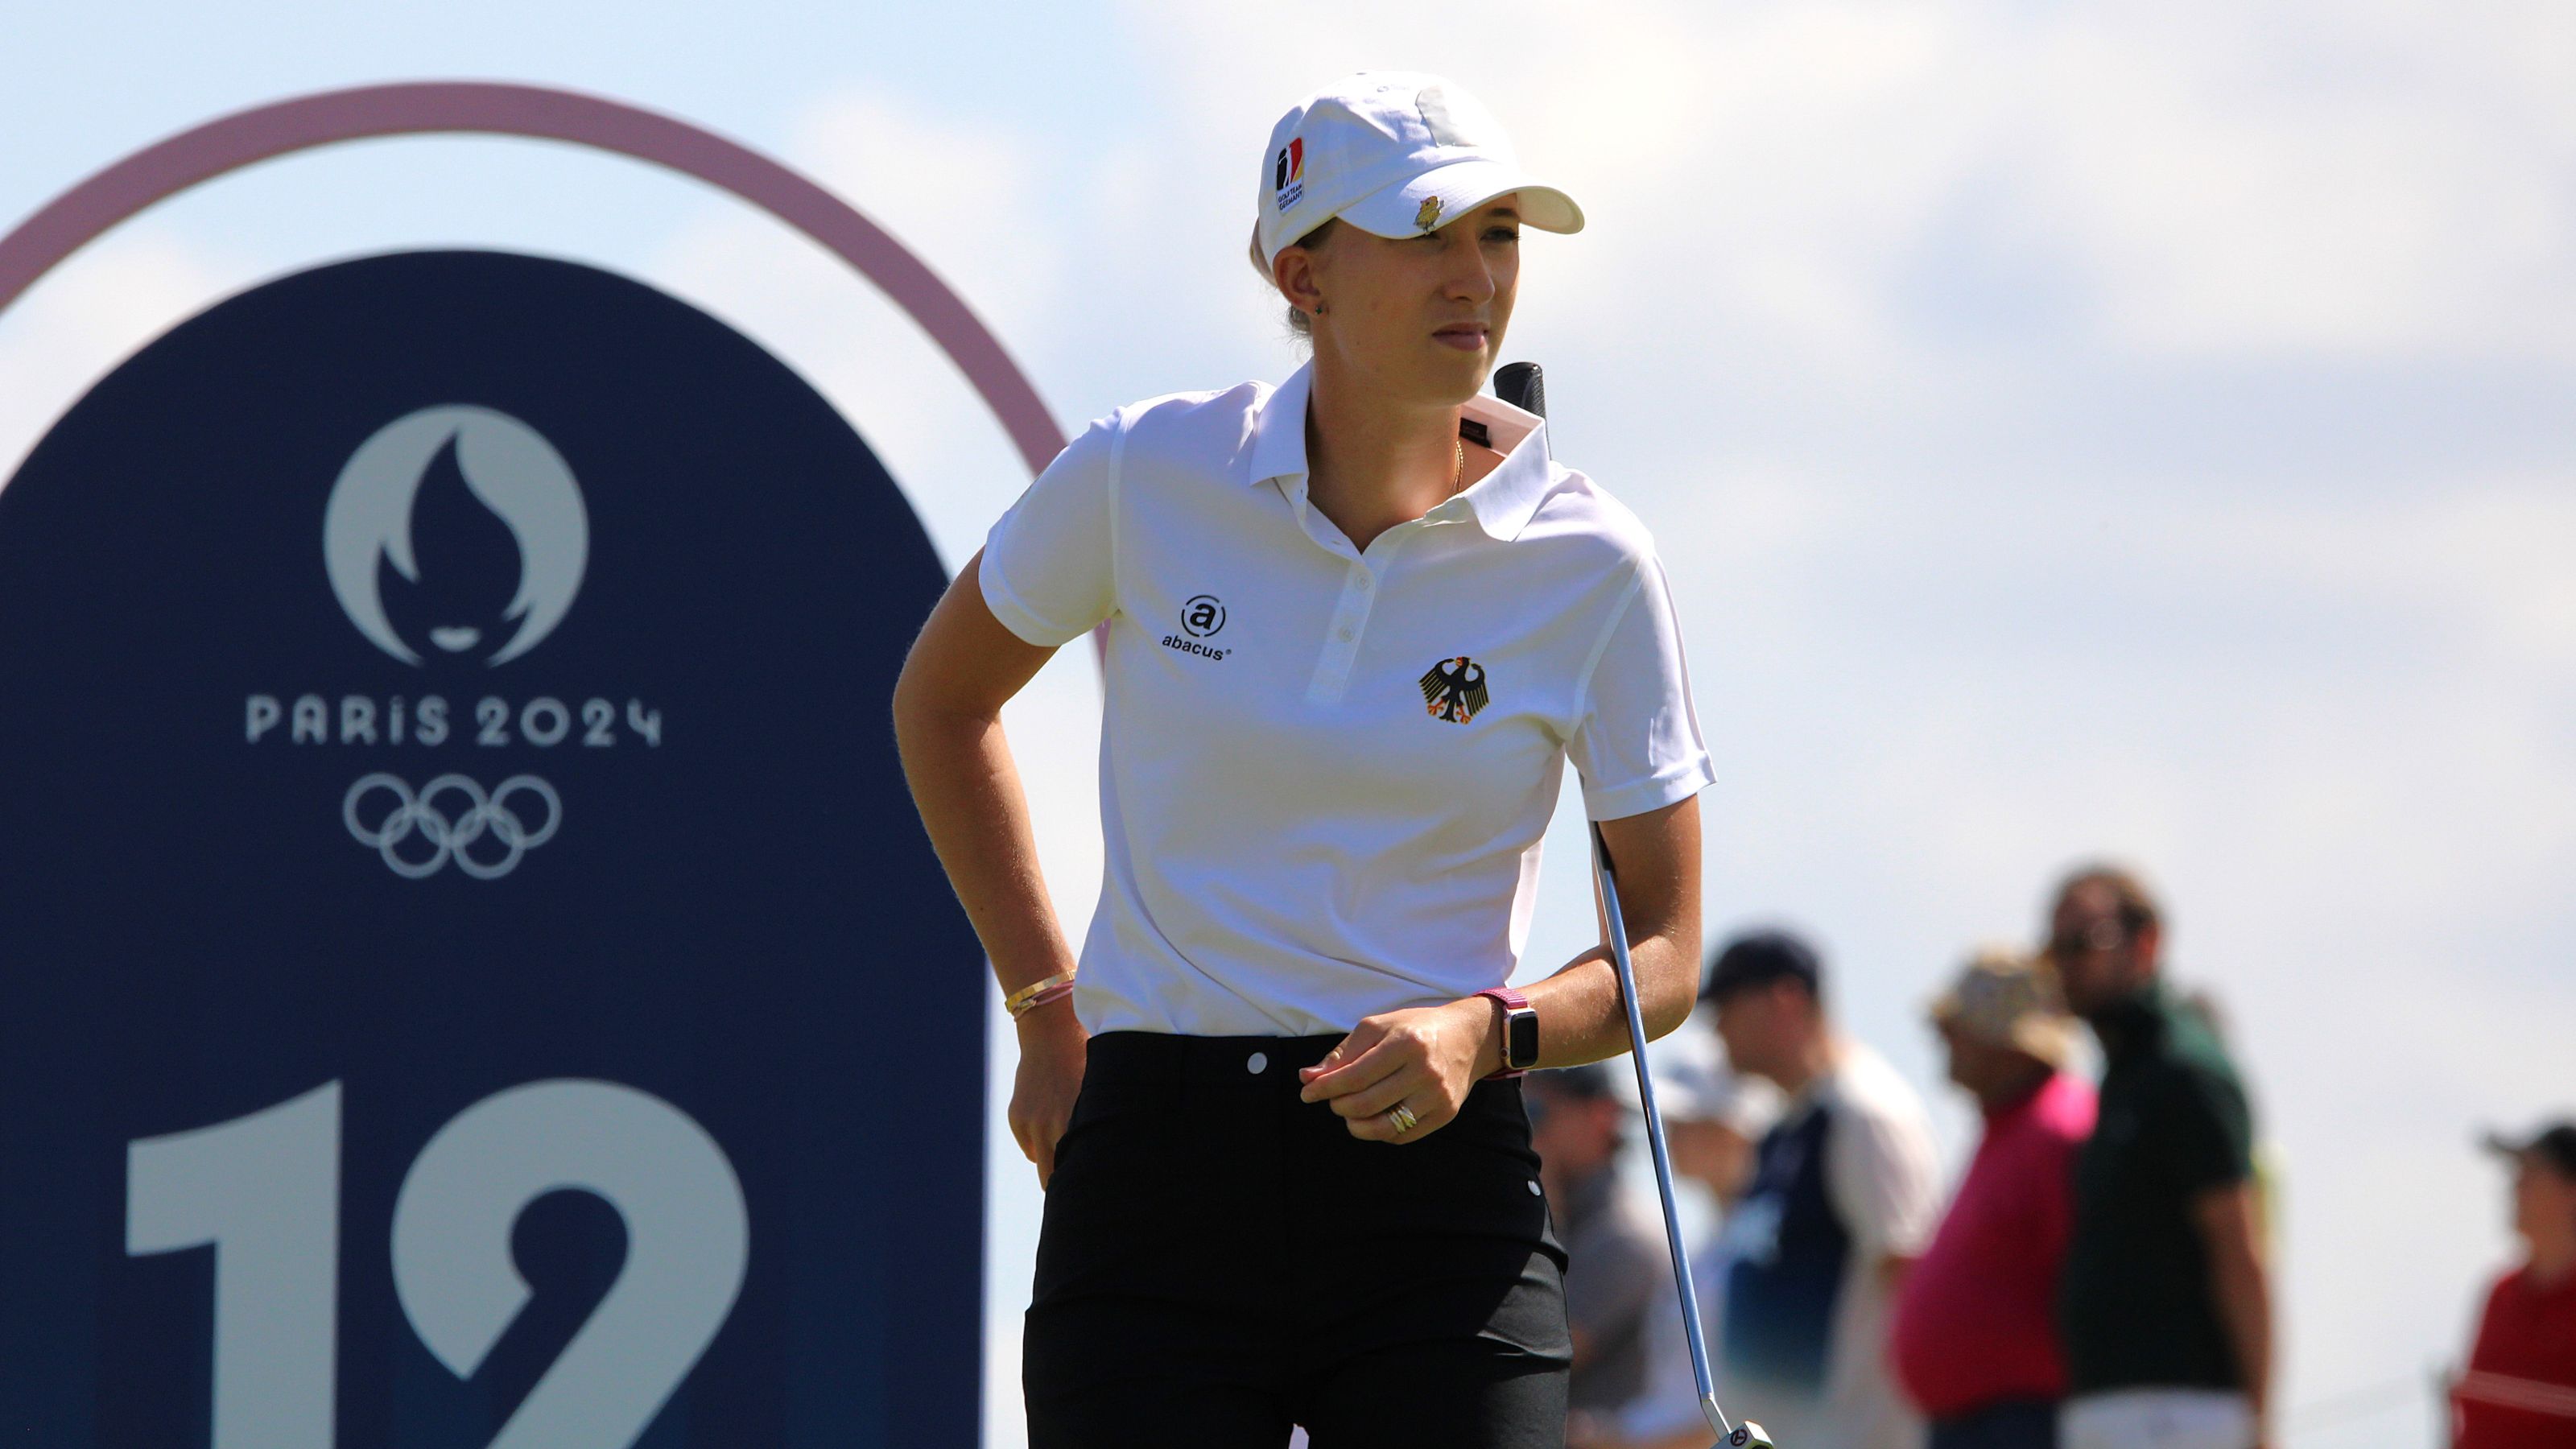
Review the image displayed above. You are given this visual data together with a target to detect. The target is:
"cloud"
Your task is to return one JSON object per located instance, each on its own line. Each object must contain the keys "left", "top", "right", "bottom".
{"left": 0, "top": 233, "right": 233, "bottom": 486}
{"left": 1117, "top": 0, "right": 2576, "bottom": 380}
{"left": 1050, "top": 8, "right": 2576, "bottom": 1438}
{"left": 645, "top": 91, "right": 1067, "bottom": 567}
{"left": 2011, "top": 6, "right": 2576, "bottom": 360}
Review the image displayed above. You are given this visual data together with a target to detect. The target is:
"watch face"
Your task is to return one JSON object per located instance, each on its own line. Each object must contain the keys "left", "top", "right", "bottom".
{"left": 1507, "top": 1008, "right": 1542, "bottom": 1070}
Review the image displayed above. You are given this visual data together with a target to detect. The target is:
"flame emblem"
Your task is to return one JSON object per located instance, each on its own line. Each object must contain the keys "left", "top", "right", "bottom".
{"left": 323, "top": 405, "right": 589, "bottom": 667}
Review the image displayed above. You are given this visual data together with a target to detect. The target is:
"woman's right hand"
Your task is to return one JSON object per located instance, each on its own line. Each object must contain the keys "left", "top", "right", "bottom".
{"left": 1011, "top": 1003, "right": 1089, "bottom": 1187}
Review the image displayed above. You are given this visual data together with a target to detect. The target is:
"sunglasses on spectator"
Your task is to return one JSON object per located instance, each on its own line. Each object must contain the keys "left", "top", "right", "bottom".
{"left": 2047, "top": 920, "right": 2129, "bottom": 958}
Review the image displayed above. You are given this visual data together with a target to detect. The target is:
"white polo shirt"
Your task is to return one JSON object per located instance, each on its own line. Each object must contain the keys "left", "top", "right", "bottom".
{"left": 980, "top": 362, "right": 1712, "bottom": 1038}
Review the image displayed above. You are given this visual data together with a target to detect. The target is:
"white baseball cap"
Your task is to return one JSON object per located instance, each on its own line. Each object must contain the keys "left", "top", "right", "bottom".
{"left": 1249, "top": 72, "right": 1585, "bottom": 278}
{"left": 1647, "top": 1014, "right": 1784, "bottom": 1136}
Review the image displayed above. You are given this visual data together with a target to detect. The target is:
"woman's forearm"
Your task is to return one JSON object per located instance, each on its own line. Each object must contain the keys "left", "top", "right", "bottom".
{"left": 891, "top": 558, "right": 1078, "bottom": 994}
{"left": 1521, "top": 936, "right": 1696, "bottom": 1069}
{"left": 895, "top": 705, "right": 1078, "bottom": 992}
{"left": 1521, "top": 797, "right": 1703, "bottom": 1069}
{"left": 894, "top": 560, "right": 1092, "bottom": 1183}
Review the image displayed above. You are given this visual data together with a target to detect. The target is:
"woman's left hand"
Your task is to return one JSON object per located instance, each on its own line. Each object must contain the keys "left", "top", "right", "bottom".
{"left": 1298, "top": 997, "right": 1501, "bottom": 1142}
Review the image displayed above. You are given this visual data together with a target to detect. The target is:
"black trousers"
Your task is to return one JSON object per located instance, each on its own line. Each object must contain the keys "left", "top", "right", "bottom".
{"left": 1025, "top": 1031, "right": 1574, "bottom": 1449}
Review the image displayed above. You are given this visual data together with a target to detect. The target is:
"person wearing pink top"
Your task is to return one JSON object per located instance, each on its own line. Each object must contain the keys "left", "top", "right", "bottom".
{"left": 1893, "top": 948, "right": 2099, "bottom": 1449}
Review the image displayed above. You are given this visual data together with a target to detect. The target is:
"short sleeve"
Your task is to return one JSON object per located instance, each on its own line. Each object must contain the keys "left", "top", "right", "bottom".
{"left": 1566, "top": 554, "right": 1715, "bottom": 820}
{"left": 2152, "top": 1063, "right": 2254, "bottom": 1198}
{"left": 1824, "top": 1088, "right": 1944, "bottom": 1261}
{"left": 978, "top": 413, "right": 1121, "bottom": 646}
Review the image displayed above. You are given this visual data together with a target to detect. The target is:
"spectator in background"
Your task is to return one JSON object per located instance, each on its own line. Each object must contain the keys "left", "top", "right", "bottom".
{"left": 2452, "top": 1121, "right": 2576, "bottom": 1447}
{"left": 2047, "top": 865, "right": 2272, "bottom": 1449}
{"left": 1893, "top": 947, "right": 2098, "bottom": 1449}
{"left": 2170, "top": 987, "right": 2285, "bottom": 1256}
{"left": 1575, "top": 1049, "right": 1782, "bottom": 1449}
{"left": 1706, "top": 930, "right": 1942, "bottom": 1449}
{"left": 1529, "top": 1065, "right": 1670, "bottom": 1422}
{"left": 1663, "top": 1051, "right": 1777, "bottom": 1241}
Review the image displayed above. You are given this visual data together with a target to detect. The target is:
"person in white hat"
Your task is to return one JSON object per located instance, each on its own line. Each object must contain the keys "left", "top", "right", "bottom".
{"left": 895, "top": 71, "right": 1713, "bottom": 1447}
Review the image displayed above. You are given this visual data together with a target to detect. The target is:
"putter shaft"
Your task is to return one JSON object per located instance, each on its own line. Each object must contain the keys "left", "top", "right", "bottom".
{"left": 1590, "top": 824, "right": 1738, "bottom": 1445}
{"left": 1505, "top": 357, "right": 1765, "bottom": 1449}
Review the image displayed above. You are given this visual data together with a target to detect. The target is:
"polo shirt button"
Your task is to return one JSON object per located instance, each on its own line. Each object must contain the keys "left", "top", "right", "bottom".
{"left": 1355, "top": 575, "right": 1372, "bottom": 590}
{"left": 1246, "top": 1051, "right": 1268, "bottom": 1075}
{"left": 1337, "top": 627, "right": 1353, "bottom": 642}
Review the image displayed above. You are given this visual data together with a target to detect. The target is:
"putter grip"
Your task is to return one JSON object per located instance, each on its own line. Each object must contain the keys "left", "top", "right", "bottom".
{"left": 1493, "top": 361, "right": 1545, "bottom": 420}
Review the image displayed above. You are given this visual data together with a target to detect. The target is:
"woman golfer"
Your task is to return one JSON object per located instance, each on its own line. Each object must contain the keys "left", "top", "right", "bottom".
{"left": 894, "top": 72, "right": 1712, "bottom": 1448}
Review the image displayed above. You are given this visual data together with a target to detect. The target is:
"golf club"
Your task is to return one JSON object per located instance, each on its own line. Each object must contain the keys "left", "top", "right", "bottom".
{"left": 1492, "top": 361, "right": 1773, "bottom": 1449}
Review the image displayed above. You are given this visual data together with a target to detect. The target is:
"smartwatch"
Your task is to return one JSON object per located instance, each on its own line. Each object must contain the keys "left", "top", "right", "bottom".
{"left": 1475, "top": 987, "right": 1539, "bottom": 1078}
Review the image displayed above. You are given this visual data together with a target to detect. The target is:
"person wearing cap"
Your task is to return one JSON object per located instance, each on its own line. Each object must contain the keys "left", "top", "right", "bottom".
{"left": 1890, "top": 948, "right": 2099, "bottom": 1449}
{"left": 1700, "top": 929, "right": 1943, "bottom": 1449}
{"left": 894, "top": 71, "right": 1713, "bottom": 1447}
{"left": 2046, "top": 865, "right": 2272, "bottom": 1449}
{"left": 2450, "top": 1121, "right": 2576, "bottom": 1447}
{"left": 1526, "top": 1065, "right": 1672, "bottom": 1422}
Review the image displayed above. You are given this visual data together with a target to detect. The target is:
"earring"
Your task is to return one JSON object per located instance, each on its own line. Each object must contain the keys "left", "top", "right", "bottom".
{"left": 1313, "top": 301, "right": 1327, "bottom": 317}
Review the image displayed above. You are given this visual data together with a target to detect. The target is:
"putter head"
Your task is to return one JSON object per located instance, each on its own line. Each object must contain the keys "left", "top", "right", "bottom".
{"left": 1725, "top": 1423, "right": 1775, "bottom": 1449}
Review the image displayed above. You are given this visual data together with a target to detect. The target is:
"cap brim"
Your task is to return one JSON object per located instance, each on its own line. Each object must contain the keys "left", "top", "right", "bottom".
{"left": 1927, "top": 993, "right": 2072, "bottom": 1066}
{"left": 1337, "top": 158, "right": 1585, "bottom": 241}
{"left": 2009, "top": 1017, "right": 2075, "bottom": 1067}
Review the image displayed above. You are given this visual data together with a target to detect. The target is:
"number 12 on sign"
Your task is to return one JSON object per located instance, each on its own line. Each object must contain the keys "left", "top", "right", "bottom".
{"left": 126, "top": 1078, "right": 749, "bottom": 1449}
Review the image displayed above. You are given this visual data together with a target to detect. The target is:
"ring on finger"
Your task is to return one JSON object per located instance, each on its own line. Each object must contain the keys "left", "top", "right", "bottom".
{"left": 1385, "top": 1102, "right": 1420, "bottom": 1136}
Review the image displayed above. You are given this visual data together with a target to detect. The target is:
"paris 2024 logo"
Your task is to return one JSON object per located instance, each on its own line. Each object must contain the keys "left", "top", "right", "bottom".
{"left": 248, "top": 404, "right": 664, "bottom": 880}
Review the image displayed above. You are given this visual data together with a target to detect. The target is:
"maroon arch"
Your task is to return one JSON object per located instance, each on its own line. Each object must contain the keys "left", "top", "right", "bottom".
{"left": 0, "top": 80, "right": 1066, "bottom": 476}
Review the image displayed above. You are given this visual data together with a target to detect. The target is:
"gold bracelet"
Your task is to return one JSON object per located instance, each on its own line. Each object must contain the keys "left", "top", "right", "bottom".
{"left": 1003, "top": 968, "right": 1077, "bottom": 1018}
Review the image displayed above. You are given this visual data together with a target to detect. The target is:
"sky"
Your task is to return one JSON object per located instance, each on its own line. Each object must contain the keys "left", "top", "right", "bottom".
{"left": 4, "top": 2, "right": 2574, "bottom": 1445}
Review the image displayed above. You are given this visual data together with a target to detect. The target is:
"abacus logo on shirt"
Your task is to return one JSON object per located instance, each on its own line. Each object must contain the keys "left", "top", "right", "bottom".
{"left": 1163, "top": 594, "right": 1232, "bottom": 661}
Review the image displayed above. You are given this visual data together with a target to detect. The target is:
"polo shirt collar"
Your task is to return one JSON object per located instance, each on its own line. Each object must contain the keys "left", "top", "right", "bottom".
{"left": 1245, "top": 362, "right": 1315, "bottom": 494}
{"left": 1245, "top": 361, "right": 1556, "bottom": 543}
{"left": 1459, "top": 390, "right": 1553, "bottom": 541}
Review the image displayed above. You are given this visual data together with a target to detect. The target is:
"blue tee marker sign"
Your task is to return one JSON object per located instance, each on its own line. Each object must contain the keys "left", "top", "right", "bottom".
{"left": 0, "top": 250, "right": 985, "bottom": 1448}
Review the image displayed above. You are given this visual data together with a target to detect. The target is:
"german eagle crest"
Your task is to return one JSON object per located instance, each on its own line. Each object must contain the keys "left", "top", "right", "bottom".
{"left": 1418, "top": 656, "right": 1490, "bottom": 724}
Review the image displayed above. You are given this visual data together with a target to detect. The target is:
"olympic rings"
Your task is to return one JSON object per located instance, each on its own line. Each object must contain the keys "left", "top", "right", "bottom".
{"left": 344, "top": 772, "right": 561, "bottom": 880}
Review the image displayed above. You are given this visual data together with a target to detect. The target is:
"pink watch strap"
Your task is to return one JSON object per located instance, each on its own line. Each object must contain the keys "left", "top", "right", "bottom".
{"left": 1476, "top": 987, "right": 1532, "bottom": 1078}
